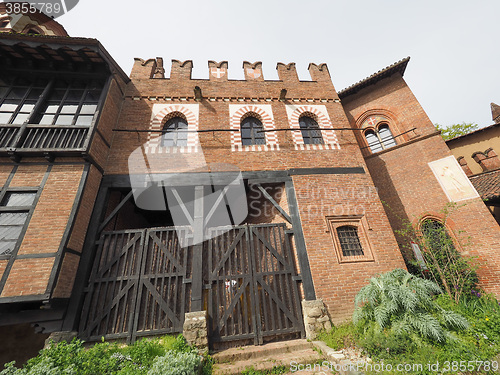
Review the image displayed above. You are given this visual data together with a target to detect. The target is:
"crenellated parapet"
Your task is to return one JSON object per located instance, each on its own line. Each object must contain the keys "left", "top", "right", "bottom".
{"left": 129, "top": 59, "right": 334, "bottom": 85}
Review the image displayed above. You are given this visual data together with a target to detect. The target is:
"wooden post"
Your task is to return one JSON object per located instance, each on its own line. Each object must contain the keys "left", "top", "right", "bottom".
{"left": 191, "top": 186, "right": 204, "bottom": 312}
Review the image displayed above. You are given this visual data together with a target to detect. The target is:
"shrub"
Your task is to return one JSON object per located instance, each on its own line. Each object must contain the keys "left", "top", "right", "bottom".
{"left": 353, "top": 268, "right": 468, "bottom": 343}
{"left": 317, "top": 322, "right": 359, "bottom": 350}
{"left": 391, "top": 202, "right": 480, "bottom": 303}
{"left": 146, "top": 350, "right": 201, "bottom": 375}
{"left": 0, "top": 334, "right": 207, "bottom": 375}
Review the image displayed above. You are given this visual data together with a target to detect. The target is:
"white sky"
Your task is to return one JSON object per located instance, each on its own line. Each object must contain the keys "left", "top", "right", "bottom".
{"left": 58, "top": 0, "right": 500, "bottom": 128}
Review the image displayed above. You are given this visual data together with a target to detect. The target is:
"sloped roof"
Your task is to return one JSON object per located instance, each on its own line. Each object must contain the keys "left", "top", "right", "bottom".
{"left": 338, "top": 57, "right": 410, "bottom": 99}
{"left": 469, "top": 169, "right": 500, "bottom": 200}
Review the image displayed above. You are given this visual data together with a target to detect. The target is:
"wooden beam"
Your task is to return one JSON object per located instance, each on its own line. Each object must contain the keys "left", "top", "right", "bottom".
{"left": 97, "top": 190, "right": 134, "bottom": 233}
{"left": 254, "top": 183, "right": 292, "bottom": 224}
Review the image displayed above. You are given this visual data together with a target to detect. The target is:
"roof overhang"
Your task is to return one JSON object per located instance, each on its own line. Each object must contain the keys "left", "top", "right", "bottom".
{"left": 0, "top": 32, "right": 129, "bottom": 83}
{"left": 338, "top": 57, "right": 410, "bottom": 99}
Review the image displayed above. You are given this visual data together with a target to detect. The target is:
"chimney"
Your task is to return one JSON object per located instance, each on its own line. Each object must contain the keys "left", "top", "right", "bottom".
{"left": 457, "top": 156, "right": 473, "bottom": 176}
{"left": 472, "top": 148, "right": 500, "bottom": 172}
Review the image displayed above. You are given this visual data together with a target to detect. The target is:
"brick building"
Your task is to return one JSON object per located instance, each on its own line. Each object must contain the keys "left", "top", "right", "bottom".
{"left": 446, "top": 106, "right": 500, "bottom": 224}
{"left": 1, "top": 8, "right": 500, "bottom": 360}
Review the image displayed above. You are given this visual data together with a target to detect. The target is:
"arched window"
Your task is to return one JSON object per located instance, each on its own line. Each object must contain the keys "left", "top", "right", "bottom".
{"left": 378, "top": 124, "right": 396, "bottom": 148}
{"left": 364, "top": 124, "right": 396, "bottom": 153}
{"left": 421, "top": 219, "right": 455, "bottom": 253}
{"left": 299, "top": 116, "right": 324, "bottom": 145}
{"left": 336, "top": 225, "right": 364, "bottom": 256}
{"left": 365, "top": 130, "right": 383, "bottom": 153}
{"left": 161, "top": 116, "right": 188, "bottom": 147}
{"left": 241, "top": 116, "right": 265, "bottom": 146}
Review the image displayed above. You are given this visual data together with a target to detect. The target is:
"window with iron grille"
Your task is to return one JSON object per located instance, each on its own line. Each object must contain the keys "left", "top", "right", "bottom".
{"left": 0, "top": 75, "right": 104, "bottom": 126}
{"left": 326, "top": 215, "right": 374, "bottom": 263}
{"left": 337, "top": 225, "right": 364, "bottom": 256}
{"left": 241, "top": 116, "right": 265, "bottom": 146}
{"left": 0, "top": 190, "right": 37, "bottom": 256}
{"left": 161, "top": 116, "right": 188, "bottom": 147}
{"left": 299, "top": 116, "right": 324, "bottom": 145}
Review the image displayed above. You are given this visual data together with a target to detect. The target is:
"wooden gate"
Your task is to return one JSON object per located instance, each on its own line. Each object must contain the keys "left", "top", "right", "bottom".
{"left": 206, "top": 223, "right": 304, "bottom": 348}
{"left": 79, "top": 223, "right": 304, "bottom": 346}
{"left": 79, "top": 227, "right": 192, "bottom": 343}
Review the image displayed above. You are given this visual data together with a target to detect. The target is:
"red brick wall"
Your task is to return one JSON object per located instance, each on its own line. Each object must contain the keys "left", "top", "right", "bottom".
{"left": 293, "top": 173, "right": 406, "bottom": 321}
{"left": 89, "top": 78, "right": 125, "bottom": 168}
{"left": 104, "top": 61, "right": 408, "bottom": 321}
{"left": 0, "top": 164, "right": 85, "bottom": 299}
{"left": 342, "top": 75, "right": 500, "bottom": 297}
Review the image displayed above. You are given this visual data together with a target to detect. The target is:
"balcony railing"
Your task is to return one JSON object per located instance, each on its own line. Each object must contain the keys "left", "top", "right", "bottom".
{"left": 0, "top": 124, "right": 90, "bottom": 154}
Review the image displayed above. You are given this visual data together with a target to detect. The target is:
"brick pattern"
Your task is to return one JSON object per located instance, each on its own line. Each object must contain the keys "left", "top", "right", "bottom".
{"left": 286, "top": 104, "right": 340, "bottom": 150}
{"left": 52, "top": 252, "right": 80, "bottom": 298}
{"left": 67, "top": 166, "right": 102, "bottom": 253}
{"left": 229, "top": 105, "right": 279, "bottom": 151}
{"left": 17, "top": 165, "right": 83, "bottom": 256}
{"left": 1, "top": 258, "right": 54, "bottom": 297}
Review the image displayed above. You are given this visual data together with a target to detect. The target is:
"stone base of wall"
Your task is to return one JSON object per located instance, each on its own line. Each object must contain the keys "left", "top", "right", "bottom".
{"left": 183, "top": 311, "right": 208, "bottom": 352}
{"left": 302, "top": 299, "right": 332, "bottom": 340}
{"left": 44, "top": 331, "right": 78, "bottom": 348}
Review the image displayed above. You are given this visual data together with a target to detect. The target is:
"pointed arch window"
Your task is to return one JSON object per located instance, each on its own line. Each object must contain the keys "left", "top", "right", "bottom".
{"left": 299, "top": 116, "right": 324, "bottom": 145}
{"left": 241, "top": 116, "right": 265, "bottom": 146}
{"left": 161, "top": 116, "right": 188, "bottom": 147}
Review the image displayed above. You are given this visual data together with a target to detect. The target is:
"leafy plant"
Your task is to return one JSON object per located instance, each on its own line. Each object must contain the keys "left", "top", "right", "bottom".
{"left": 392, "top": 202, "right": 480, "bottom": 303}
{"left": 317, "top": 322, "right": 359, "bottom": 350}
{"left": 353, "top": 268, "right": 468, "bottom": 343}
{"left": 0, "top": 334, "right": 210, "bottom": 375}
{"left": 435, "top": 122, "right": 478, "bottom": 140}
{"left": 146, "top": 351, "right": 201, "bottom": 375}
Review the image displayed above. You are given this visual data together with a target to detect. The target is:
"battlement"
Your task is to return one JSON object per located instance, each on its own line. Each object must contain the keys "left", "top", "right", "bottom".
{"left": 130, "top": 58, "right": 333, "bottom": 84}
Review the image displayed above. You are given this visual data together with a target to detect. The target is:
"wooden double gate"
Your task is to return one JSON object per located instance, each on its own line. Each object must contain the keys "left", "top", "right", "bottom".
{"left": 79, "top": 224, "right": 304, "bottom": 346}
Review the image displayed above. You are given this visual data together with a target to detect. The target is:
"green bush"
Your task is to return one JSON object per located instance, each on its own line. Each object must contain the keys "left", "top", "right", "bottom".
{"left": 147, "top": 351, "right": 201, "bottom": 375}
{"left": 317, "top": 322, "right": 359, "bottom": 350}
{"left": 354, "top": 268, "right": 468, "bottom": 343}
{"left": 0, "top": 334, "right": 210, "bottom": 375}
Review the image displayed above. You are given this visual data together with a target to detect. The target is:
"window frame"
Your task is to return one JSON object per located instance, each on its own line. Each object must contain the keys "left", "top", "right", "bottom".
{"left": 240, "top": 116, "right": 266, "bottom": 146}
{"left": 0, "top": 187, "right": 39, "bottom": 259}
{"left": 363, "top": 122, "right": 397, "bottom": 153}
{"left": 299, "top": 115, "right": 324, "bottom": 145}
{"left": 325, "top": 215, "right": 375, "bottom": 263}
{"left": 161, "top": 116, "right": 189, "bottom": 147}
{"left": 0, "top": 76, "right": 104, "bottom": 127}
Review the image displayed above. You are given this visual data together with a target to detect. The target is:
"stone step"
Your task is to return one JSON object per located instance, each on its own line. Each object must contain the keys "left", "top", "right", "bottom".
{"left": 212, "top": 339, "right": 314, "bottom": 363}
{"left": 213, "top": 346, "right": 323, "bottom": 375}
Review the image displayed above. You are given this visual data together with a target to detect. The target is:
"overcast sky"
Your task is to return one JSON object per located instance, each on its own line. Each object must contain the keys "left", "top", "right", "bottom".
{"left": 58, "top": 0, "right": 500, "bottom": 128}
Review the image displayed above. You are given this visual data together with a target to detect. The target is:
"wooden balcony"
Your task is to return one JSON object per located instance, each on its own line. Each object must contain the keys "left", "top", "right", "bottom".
{"left": 0, "top": 124, "right": 90, "bottom": 157}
